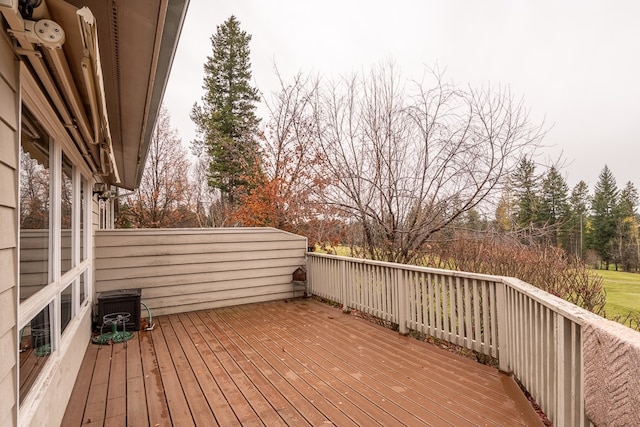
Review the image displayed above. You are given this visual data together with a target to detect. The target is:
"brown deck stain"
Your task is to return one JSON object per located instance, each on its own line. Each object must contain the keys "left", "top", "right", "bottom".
{"left": 63, "top": 299, "right": 544, "bottom": 427}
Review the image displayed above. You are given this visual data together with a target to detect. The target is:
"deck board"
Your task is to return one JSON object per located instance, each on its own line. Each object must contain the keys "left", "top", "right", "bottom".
{"left": 189, "top": 310, "right": 263, "bottom": 426}
{"left": 151, "top": 316, "right": 195, "bottom": 427}
{"left": 236, "top": 310, "right": 443, "bottom": 426}
{"left": 187, "top": 310, "right": 317, "bottom": 425}
{"left": 124, "top": 334, "right": 149, "bottom": 427}
{"left": 64, "top": 341, "right": 98, "bottom": 426}
{"left": 162, "top": 315, "right": 220, "bottom": 426}
{"left": 105, "top": 342, "right": 127, "bottom": 422}
{"left": 252, "top": 302, "right": 518, "bottom": 425}
{"left": 216, "top": 307, "right": 407, "bottom": 426}
{"left": 138, "top": 328, "right": 170, "bottom": 426}
{"left": 175, "top": 312, "right": 240, "bottom": 426}
{"left": 63, "top": 299, "right": 543, "bottom": 426}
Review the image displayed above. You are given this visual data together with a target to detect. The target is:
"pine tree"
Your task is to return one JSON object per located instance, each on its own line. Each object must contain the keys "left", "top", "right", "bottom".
{"left": 588, "top": 165, "right": 619, "bottom": 269}
{"left": 539, "top": 166, "right": 570, "bottom": 247}
{"left": 511, "top": 157, "right": 541, "bottom": 236}
{"left": 619, "top": 181, "right": 638, "bottom": 217}
{"left": 191, "top": 15, "right": 261, "bottom": 207}
{"left": 568, "top": 180, "right": 590, "bottom": 258}
{"left": 615, "top": 181, "right": 640, "bottom": 271}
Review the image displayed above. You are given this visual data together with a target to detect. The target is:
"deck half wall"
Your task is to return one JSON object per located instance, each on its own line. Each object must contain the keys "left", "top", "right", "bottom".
{"left": 95, "top": 228, "right": 307, "bottom": 316}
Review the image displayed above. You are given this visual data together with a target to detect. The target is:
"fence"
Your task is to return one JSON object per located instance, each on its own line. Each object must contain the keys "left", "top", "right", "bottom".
{"left": 95, "top": 228, "right": 307, "bottom": 316}
{"left": 307, "top": 252, "right": 624, "bottom": 427}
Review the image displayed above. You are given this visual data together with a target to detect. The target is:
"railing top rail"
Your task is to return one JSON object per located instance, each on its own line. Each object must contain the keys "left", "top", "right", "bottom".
{"left": 307, "top": 252, "right": 604, "bottom": 326}
{"left": 96, "top": 227, "right": 308, "bottom": 239}
{"left": 501, "top": 277, "right": 603, "bottom": 325}
{"left": 308, "top": 252, "right": 504, "bottom": 281}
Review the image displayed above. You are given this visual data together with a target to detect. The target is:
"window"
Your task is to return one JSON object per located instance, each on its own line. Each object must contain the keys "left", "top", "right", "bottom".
{"left": 61, "top": 283, "right": 73, "bottom": 334}
{"left": 80, "top": 175, "right": 87, "bottom": 261}
{"left": 80, "top": 271, "right": 87, "bottom": 306}
{"left": 19, "top": 305, "right": 52, "bottom": 405}
{"left": 19, "top": 112, "right": 50, "bottom": 303}
{"left": 61, "top": 152, "right": 73, "bottom": 276}
{"left": 18, "top": 105, "right": 92, "bottom": 405}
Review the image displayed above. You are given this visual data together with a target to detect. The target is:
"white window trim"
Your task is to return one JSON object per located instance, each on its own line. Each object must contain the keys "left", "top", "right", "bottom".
{"left": 17, "top": 61, "right": 96, "bottom": 416}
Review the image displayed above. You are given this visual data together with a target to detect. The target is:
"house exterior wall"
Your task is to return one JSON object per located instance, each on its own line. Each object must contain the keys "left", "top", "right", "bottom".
{"left": 26, "top": 312, "right": 92, "bottom": 427}
{"left": 15, "top": 60, "right": 95, "bottom": 426}
{"left": 95, "top": 228, "right": 308, "bottom": 316}
{"left": 0, "top": 32, "right": 96, "bottom": 427}
{"left": 0, "top": 0, "right": 189, "bottom": 422}
{"left": 0, "top": 29, "right": 19, "bottom": 427}
{"left": 22, "top": 165, "right": 102, "bottom": 427}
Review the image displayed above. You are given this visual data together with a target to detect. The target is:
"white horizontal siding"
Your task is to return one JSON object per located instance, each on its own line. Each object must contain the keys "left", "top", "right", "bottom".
{"left": 95, "top": 228, "right": 307, "bottom": 316}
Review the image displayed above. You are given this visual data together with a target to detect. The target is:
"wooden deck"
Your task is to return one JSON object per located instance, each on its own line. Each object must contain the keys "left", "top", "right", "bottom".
{"left": 62, "top": 299, "right": 543, "bottom": 426}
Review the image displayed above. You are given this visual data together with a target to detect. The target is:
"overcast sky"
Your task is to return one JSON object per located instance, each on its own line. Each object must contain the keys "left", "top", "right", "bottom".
{"left": 163, "top": 0, "right": 640, "bottom": 190}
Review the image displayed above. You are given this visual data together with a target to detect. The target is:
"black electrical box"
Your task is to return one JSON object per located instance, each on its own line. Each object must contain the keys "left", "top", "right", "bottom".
{"left": 96, "top": 289, "right": 141, "bottom": 331}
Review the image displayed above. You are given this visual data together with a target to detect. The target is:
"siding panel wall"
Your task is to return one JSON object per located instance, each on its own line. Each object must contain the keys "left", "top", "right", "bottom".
{"left": 0, "top": 31, "right": 19, "bottom": 427}
{"left": 95, "top": 228, "right": 308, "bottom": 316}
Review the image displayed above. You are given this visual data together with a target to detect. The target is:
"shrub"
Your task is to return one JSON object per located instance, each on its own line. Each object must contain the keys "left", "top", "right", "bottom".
{"left": 426, "top": 233, "right": 607, "bottom": 316}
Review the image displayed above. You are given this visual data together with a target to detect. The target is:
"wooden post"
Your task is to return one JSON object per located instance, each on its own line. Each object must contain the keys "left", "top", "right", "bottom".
{"left": 496, "top": 280, "right": 511, "bottom": 373}
{"left": 556, "top": 315, "right": 573, "bottom": 427}
{"left": 341, "top": 259, "right": 349, "bottom": 313}
{"left": 397, "top": 268, "right": 408, "bottom": 335}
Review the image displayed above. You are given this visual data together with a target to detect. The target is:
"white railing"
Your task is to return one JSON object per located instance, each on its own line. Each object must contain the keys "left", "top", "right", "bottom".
{"left": 307, "top": 253, "right": 611, "bottom": 427}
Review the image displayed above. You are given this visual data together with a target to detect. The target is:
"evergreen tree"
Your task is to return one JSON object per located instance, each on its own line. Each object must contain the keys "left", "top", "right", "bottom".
{"left": 568, "top": 180, "right": 590, "bottom": 258}
{"left": 511, "top": 157, "right": 541, "bottom": 237}
{"left": 615, "top": 181, "right": 640, "bottom": 271}
{"left": 539, "top": 166, "right": 570, "bottom": 247}
{"left": 588, "top": 165, "right": 619, "bottom": 269}
{"left": 619, "top": 181, "right": 638, "bottom": 217}
{"left": 464, "top": 208, "right": 484, "bottom": 231}
{"left": 191, "top": 15, "right": 261, "bottom": 207}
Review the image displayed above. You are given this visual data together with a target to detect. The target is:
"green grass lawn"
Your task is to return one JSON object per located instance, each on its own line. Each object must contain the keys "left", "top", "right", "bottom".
{"left": 597, "top": 269, "right": 640, "bottom": 319}
{"left": 312, "top": 244, "right": 354, "bottom": 257}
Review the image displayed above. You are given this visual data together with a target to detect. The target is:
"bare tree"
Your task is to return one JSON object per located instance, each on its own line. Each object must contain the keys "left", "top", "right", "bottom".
{"left": 228, "top": 69, "right": 348, "bottom": 246}
{"left": 19, "top": 145, "right": 50, "bottom": 229}
{"left": 118, "top": 107, "right": 195, "bottom": 228}
{"left": 188, "top": 155, "right": 222, "bottom": 227}
{"left": 261, "top": 71, "right": 320, "bottom": 194}
{"left": 313, "top": 63, "right": 545, "bottom": 263}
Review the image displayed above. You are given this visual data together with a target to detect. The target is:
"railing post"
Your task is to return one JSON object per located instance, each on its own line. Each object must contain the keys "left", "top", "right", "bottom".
{"left": 341, "top": 259, "right": 349, "bottom": 313}
{"left": 556, "top": 315, "right": 572, "bottom": 427}
{"left": 496, "top": 280, "right": 510, "bottom": 373}
{"left": 306, "top": 255, "right": 313, "bottom": 295}
{"left": 397, "top": 268, "right": 408, "bottom": 335}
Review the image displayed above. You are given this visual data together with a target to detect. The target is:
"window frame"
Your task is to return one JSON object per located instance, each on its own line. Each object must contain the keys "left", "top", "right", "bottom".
{"left": 18, "top": 62, "right": 95, "bottom": 407}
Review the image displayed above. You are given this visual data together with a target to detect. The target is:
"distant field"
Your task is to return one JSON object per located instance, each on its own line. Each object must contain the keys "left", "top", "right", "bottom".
{"left": 597, "top": 270, "right": 640, "bottom": 320}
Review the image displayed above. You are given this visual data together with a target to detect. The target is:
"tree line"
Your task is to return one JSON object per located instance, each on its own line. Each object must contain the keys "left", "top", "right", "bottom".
{"left": 493, "top": 160, "right": 639, "bottom": 271}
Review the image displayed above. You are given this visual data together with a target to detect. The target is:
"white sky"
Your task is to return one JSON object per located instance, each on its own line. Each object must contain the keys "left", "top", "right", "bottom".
{"left": 163, "top": 0, "right": 640, "bottom": 190}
